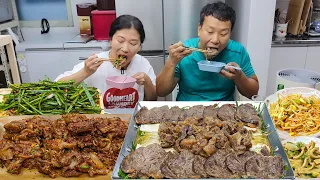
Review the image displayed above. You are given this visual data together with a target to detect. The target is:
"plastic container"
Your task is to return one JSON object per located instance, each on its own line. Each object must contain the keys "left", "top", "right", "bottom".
{"left": 76, "top": 3, "right": 96, "bottom": 36}
{"left": 97, "top": 0, "right": 115, "bottom": 10}
{"left": 106, "top": 76, "right": 136, "bottom": 89}
{"left": 197, "top": 60, "right": 242, "bottom": 73}
{"left": 91, "top": 10, "right": 116, "bottom": 40}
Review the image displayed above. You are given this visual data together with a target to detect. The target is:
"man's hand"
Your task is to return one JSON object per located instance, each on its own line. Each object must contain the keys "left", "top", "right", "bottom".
{"left": 220, "top": 62, "right": 243, "bottom": 81}
{"left": 167, "top": 42, "right": 192, "bottom": 65}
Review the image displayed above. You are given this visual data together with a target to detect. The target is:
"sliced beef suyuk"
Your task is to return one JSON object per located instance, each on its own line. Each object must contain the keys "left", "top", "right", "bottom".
{"left": 161, "top": 150, "right": 200, "bottom": 179}
{"left": 134, "top": 106, "right": 150, "bottom": 124}
{"left": 121, "top": 143, "right": 168, "bottom": 179}
{"left": 148, "top": 105, "right": 170, "bottom": 123}
{"left": 204, "top": 149, "right": 237, "bottom": 178}
{"left": 245, "top": 154, "right": 284, "bottom": 178}
{"left": 178, "top": 105, "right": 205, "bottom": 121}
{"left": 203, "top": 105, "right": 218, "bottom": 119}
{"left": 235, "top": 103, "right": 262, "bottom": 127}
{"left": 217, "top": 104, "right": 236, "bottom": 122}
{"left": 163, "top": 106, "right": 182, "bottom": 122}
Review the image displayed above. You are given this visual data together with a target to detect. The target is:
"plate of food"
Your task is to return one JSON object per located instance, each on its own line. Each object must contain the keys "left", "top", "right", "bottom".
{"left": 0, "top": 79, "right": 104, "bottom": 116}
{"left": 0, "top": 114, "right": 130, "bottom": 179}
{"left": 265, "top": 87, "right": 320, "bottom": 140}
{"left": 112, "top": 101, "right": 294, "bottom": 179}
{"left": 282, "top": 136, "right": 320, "bottom": 179}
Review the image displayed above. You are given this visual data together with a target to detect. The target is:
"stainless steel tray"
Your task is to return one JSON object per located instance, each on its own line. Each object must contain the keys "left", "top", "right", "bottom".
{"left": 112, "top": 101, "right": 295, "bottom": 179}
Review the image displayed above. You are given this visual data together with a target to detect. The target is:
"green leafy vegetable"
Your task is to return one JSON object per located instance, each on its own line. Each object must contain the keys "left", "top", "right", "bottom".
{"left": 118, "top": 167, "right": 129, "bottom": 179}
{"left": 0, "top": 78, "right": 101, "bottom": 115}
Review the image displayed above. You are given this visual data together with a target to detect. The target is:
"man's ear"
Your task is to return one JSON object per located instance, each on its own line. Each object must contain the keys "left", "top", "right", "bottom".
{"left": 198, "top": 23, "right": 201, "bottom": 37}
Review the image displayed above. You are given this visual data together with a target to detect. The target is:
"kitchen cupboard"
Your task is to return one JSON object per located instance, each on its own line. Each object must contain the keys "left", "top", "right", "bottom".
{"left": 17, "top": 49, "right": 100, "bottom": 83}
{"left": 305, "top": 46, "right": 320, "bottom": 73}
{"left": 266, "top": 46, "right": 308, "bottom": 96}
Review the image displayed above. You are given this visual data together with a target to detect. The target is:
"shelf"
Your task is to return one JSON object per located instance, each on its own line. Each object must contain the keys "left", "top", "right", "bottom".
{"left": 0, "top": 20, "right": 19, "bottom": 32}
{"left": 0, "top": 35, "right": 21, "bottom": 84}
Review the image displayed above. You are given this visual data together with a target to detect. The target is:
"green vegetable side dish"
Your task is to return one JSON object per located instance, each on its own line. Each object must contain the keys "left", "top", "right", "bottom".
{"left": 118, "top": 167, "right": 129, "bottom": 179}
{"left": 0, "top": 78, "right": 102, "bottom": 115}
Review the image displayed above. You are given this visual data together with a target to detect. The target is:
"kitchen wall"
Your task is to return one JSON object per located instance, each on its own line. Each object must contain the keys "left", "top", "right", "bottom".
{"left": 225, "top": 0, "right": 250, "bottom": 50}
{"left": 226, "top": 0, "right": 276, "bottom": 100}
{"left": 16, "top": 0, "right": 68, "bottom": 21}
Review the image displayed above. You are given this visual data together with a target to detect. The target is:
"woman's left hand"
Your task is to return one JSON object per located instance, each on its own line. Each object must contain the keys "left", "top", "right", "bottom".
{"left": 132, "top": 72, "right": 152, "bottom": 86}
{"left": 220, "top": 62, "right": 243, "bottom": 80}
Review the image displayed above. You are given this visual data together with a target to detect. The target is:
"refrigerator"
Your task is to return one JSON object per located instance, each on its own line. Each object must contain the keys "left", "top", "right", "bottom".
{"left": 115, "top": 0, "right": 221, "bottom": 100}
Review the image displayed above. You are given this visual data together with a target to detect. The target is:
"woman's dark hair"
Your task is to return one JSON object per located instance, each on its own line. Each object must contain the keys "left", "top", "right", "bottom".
{"left": 200, "top": 1, "right": 236, "bottom": 30}
{"left": 109, "top": 15, "right": 145, "bottom": 43}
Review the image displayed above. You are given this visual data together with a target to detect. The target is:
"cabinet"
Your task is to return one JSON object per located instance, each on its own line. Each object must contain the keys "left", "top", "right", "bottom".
{"left": 0, "top": 0, "right": 22, "bottom": 40}
{"left": 143, "top": 54, "right": 165, "bottom": 101}
{"left": 0, "top": 35, "right": 20, "bottom": 87}
{"left": 305, "top": 46, "right": 320, "bottom": 73}
{"left": 17, "top": 49, "right": 101, "bottom": 83}
{"left": 266, "top": 47, "right": 308, "bottom": 96}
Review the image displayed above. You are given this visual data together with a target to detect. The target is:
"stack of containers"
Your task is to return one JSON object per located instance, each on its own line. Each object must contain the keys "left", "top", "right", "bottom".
{"left": 91, "top": 0, "right": 116, "bottom": 40}
{"left": 76, "top": 3, "right": 97, "bottom": 36}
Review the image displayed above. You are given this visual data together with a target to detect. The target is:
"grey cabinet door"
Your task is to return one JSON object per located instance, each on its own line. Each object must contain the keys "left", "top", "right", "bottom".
{"left": 163, "top": 0, "right": 220, "bottom": 50}
{"left": 115, "top": 0, "right": 164, "bottom": 51}
{"left": 144, "top": 55, "right": 165, "bottom": 100}
{"left": 144, "top": 55, "right": 165, "bottom": 76}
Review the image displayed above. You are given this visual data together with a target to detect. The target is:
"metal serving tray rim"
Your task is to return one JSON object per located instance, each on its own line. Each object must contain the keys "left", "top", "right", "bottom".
{"left": 112, "top": 101, "right": 295, "bottom": 180}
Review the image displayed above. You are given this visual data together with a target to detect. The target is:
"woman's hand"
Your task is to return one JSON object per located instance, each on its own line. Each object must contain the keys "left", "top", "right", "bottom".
{"left": 83, "top": 55, "right": 104, "bottom": 75}
{"left": 132, "top": 72, "right": 152, "bottom": 86}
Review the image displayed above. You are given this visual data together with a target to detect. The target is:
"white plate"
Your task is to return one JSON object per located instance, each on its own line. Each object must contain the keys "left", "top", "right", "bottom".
{"left": 282, "top": 136, "right": 320, "bottom": 146}
{"left": 265, "top": 87, "right": 320, "bottom": 140}
{"left": 282, "top": 136, "right": 320, "bottom": 180}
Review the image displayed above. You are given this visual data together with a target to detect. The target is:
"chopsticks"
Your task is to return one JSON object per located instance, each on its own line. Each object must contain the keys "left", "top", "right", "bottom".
{"left": 184, "top": 46, "right": 213, "bottom": 53}
{"left": 78, "top": 57, "right": 125, "bottom": 62}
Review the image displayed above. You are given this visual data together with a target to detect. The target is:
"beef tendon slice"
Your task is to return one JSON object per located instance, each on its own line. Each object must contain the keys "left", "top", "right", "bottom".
{"left": 235, "top": 103, "right": 262, "bottom": 127}
{"left": 203, "top": 105, "right": 218, "bottom": 119}
{"left": 217, "top": 104, "right": 236, "bottom": 122}
{"left": 134, "top": 106, "right": 150, "bottom": 124}
{"left": 161, "top": 150, "right": 201, "bottom": 179}
{"left": 121, "top": 144, "right": 168, "bottom": 179}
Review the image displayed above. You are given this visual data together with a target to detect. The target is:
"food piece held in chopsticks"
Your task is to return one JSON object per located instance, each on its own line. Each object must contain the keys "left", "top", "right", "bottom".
{"left": 97, "top": 55, "right": 127, "bottom": 69}
{"left": 112, "top": 55, "right": 127, "bottom": 68}
{"left": 205, "top": 47, "right": 219, "bottom": 60}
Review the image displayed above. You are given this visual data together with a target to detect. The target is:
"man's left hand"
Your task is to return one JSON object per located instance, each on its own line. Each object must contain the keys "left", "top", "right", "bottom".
{"left": 220, "top": 62, "right": 243, "bottom": 81}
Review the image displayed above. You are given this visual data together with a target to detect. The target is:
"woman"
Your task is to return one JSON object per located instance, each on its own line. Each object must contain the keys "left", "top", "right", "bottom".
{"left": 56, "top": 15, "right": 157, "bottom": 109}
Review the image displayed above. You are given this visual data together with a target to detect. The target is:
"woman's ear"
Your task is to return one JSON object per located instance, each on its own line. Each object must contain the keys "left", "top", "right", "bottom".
{"left": 139, "top": 44, "right": 142, "bottom": 51}
{"left": 108, "top": 38, "right": 113, "bottom": 50}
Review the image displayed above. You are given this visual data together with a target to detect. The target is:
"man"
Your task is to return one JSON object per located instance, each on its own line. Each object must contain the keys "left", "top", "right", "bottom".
{"left": 156, "top": 1, "right": 259, "bottom": 101}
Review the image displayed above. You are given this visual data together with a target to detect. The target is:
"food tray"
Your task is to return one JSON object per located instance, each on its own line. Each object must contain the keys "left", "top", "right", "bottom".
{"left": 0, "top": 114, "right": 131, "bottom": 180}
{"left": 0, "top": 88, "right": 105, "bottom": 115}
{"left": 112, "top": 101, "right": 295, "bottom": 179}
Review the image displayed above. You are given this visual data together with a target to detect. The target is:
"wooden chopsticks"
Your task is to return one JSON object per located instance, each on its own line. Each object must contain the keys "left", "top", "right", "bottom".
{"left": 184, "top": 46, "right": 214, "bottom": 53}
{"left": 98, "top": 57, "right": 127, "bottom": 63}
{"left": 79, "top": 57, "right": 125, "bottom": 62}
